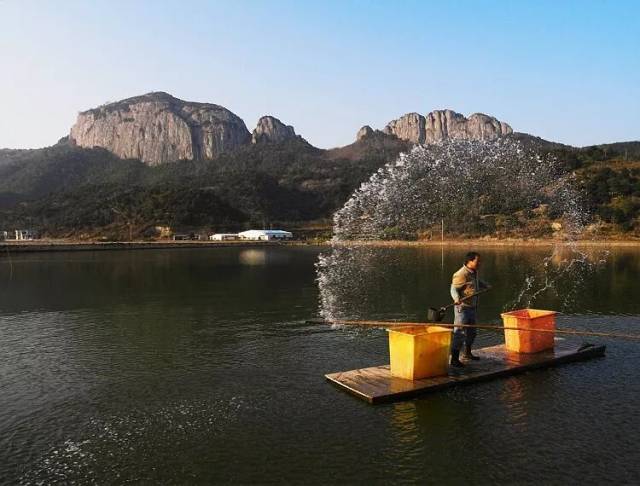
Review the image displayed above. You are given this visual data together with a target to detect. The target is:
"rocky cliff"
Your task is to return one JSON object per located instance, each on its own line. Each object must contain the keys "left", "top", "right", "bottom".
{"left": 68, "top": 92, "right": 513, "bottom": 165}
{"left": 356, "top": 125, "right": 375, "bottom": 141}
{"left": 252, "top": 116, "right": 296, "bottom": 144}
{"left": 383, "top": 109, "right": 512, "bottom": 144}
{"left": 383, "top": 113, "right": 426, "bottom": 144}
{"left": 69, "top": 92, "right": 251, "bottom": 165}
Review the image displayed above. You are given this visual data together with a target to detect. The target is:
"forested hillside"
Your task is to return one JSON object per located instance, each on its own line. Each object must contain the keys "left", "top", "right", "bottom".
{"left": 0, "top": 136, "right": 638, "bottom": 239}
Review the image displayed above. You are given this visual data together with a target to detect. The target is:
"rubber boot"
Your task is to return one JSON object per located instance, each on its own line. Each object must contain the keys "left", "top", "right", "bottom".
{"left": 462, "top": 344, "right": 480, "bottom": 361}
{"left": 450, "top": 349, "right": 465, "bottom": 368}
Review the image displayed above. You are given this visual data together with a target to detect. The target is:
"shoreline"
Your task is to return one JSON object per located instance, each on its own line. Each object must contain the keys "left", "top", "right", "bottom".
{"left": 330, "top": 238, "right": 640, "bottom": 248}
{"left": 0, "top": 240, "right": 321, "bottom": 254}
{"left": 1, "top": 237, "right": 639, "bottom": 254}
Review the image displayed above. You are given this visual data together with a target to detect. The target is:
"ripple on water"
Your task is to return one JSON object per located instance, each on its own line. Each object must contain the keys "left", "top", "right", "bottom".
{"left": 18, "top": 396, "right": 253, "bottom": 485}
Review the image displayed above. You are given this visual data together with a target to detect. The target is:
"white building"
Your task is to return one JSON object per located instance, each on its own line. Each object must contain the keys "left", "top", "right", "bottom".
{"left": 15, "top": 229, "right": 37, "bottom": 241}
{"left": 209, "top": 233, "right": 239, "bottom": 241}
{"left": 0, "top": 231, "right": 8, "bottom": 241}
{"left": 238, "top": 230, "right": 293, "bottom": 241}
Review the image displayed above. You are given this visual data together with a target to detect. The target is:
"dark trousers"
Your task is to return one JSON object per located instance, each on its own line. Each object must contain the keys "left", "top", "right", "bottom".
{"left": 452, "top": 306, "right": 477, "bottom": 352}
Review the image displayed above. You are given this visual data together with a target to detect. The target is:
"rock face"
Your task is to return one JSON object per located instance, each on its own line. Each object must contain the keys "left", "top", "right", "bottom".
{"left": 251, "top": 116, "right": 296, "bottom": 144}
{"left": 356, "top": 125, "right": 375, "bottom": 141}
{"left": 69, "top": 92, "right": 251, "bottom": 165}
{"left": 383, "top": 109, "right": 512, "bottom": 144}
{"left": 383, "top": 113, "right": 426, "bottom": 144}
{"left": 69, "top": 92, "right": 513, "bottom": 164}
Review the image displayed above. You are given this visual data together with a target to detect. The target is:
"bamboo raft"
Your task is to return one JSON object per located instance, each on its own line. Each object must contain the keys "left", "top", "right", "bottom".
{"left": 325, "top": 341, "right": 606, "bottom": 404}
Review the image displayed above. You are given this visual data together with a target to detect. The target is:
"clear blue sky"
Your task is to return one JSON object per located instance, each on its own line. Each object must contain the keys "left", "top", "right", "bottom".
{"left": 1, "top": 0, "right": 638, "bottom": 149}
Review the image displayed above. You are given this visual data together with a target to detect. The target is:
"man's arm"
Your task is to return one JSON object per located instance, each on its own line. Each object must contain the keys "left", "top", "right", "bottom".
{"left": 451, "top": 273, "right": 466, "bottom": 304}
{"left": 450, "top": 284, "right": 462, "bottom": 304}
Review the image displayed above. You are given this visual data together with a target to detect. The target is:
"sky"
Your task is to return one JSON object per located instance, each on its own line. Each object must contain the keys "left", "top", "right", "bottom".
{"left": 1, "top": 0, "right": 638, "bottom": 149}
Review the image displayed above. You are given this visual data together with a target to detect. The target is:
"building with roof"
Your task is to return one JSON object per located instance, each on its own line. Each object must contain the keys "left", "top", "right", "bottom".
{"left": 209, "top": 233, "right": 239, "bottom": 241}
{"left": 15, "top": 229, "right": 37, "bottom": 241}
{"left": 238, "top": 230, "right": 293, "bottom": 241}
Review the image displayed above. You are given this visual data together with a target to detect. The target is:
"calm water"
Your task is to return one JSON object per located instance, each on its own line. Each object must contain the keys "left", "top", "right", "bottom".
{"left": 1, "top": 245, "right": 639, "bottom": 484}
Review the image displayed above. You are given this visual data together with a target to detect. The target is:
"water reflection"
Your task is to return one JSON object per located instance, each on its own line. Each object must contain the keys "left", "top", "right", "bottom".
{"left": 499, "top": 378, "right": 530, "bottom": 433}
{"left": 1, "top": 246, "right": 639, "bottom": 484}
{"left": 389, "top": 402, "right": 422, "bottom": 445}
{"left": 238, "top": 249, "right": 291, "bottom": 266}
{"left": 316, "top": 244, "right": 637, "bottom": 323}
{"left": 239, "top": 249, "right": 268, "bottom": 265}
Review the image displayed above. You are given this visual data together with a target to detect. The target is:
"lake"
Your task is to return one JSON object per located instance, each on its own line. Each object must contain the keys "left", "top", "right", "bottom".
{"left": 1, "top": 245, "right": 639, "bottom": 484}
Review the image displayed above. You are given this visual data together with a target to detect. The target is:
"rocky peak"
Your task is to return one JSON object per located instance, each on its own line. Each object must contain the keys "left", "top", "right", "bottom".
{"left": 383, "top": 113, "right": 426, "bottom": 144}
{"left": 383, "top": 109, "right": 512, "bottom": 144}
{"left": 251, "top": 116, "right": 296, "bottom": 144}
{"left": 356, "top": 125, "right": 374, "bottom": 141}
{"left": 69, "top": 92, "right": 251, "bottom": 165}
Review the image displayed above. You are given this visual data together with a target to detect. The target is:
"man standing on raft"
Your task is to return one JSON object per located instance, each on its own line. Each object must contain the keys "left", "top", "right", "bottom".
{"left": 450, "top": 251, "right": 490, "bottom": 368}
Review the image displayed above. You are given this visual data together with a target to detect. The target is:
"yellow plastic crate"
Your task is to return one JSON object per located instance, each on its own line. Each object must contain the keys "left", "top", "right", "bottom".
{"left": 387, "top": 326, "right": 451, "bottom": 380}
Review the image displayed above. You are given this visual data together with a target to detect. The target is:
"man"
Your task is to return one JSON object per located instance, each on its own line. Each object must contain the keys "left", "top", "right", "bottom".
{"left": 450, "top": 251, "right": 490, "bottom": 368}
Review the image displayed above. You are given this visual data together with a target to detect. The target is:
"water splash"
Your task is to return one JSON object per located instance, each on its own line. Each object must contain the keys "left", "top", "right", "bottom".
{"left": 317, "top": 139, "right": 604, "bottom": 322}
{"left": 333, "top": 139, "right": 586, "bottom": 241}
{"left": 506, "top": 244, "right": 609, "bottom": 312}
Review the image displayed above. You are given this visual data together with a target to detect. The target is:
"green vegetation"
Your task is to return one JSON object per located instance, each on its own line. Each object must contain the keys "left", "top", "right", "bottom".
{"left": 0, "top": 135, "right": 638, "bottom": 239}
{"left": 0, "top": 134, "right": 408, "bottom": 238}
{"left": 551, "top": 141, "right": 640, "bottom": 235}
{"left": 581, "top": 166, "right": 640, "bottom": 231}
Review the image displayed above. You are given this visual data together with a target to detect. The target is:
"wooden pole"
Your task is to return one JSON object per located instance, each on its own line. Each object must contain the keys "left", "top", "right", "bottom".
{"left": 319, "top": 319, "right": 640, "bottom": 341}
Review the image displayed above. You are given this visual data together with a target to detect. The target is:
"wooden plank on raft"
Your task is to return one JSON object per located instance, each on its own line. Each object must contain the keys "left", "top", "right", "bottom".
{"left": 325, "top": 341, "right": 606, "bottom": 404}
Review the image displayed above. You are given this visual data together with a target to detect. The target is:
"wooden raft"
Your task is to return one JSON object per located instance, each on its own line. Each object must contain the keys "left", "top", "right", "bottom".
{"left": 325, "top": 341, "right": 606, "bottom": 404}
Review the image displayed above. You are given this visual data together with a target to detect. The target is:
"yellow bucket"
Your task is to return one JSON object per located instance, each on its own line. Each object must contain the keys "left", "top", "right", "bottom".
{"left": 501, "top": 308, "right": 557, "bottom": 353}
{"left": 387, "top": 326, "right": 451, "bottom": 380}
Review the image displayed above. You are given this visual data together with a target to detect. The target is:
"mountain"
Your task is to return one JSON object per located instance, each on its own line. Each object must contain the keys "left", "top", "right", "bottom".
{"left": 70, "top": 92, "right": 252, "bottom": 165}
{"left": 382, "top": 110, "right": 512, "bottom": 144}
{"left": 68, "top": 93, "right": 514, "bottom": 166}
{"left": 69, "top": 93, "right": 306, "bottom": 166}
{"left": 0, "top": 135, "right": 409, "bottom": 236}
{"left": 1, "top": 92, "right": 638, "bottom": 238}
{"left": 252, "top": 116, "right": 298, "bottom": 144}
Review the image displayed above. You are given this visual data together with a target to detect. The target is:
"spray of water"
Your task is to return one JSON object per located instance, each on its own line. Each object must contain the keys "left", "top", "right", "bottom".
{"left": 316, "top": 138, "right": 606, "bottom": 322}
{"left": 332, "top": 139, "right": 587, "bottom": 241}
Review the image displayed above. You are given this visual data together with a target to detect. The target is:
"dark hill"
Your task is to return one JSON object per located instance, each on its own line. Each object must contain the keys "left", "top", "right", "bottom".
{"left": 1, "top": 130, "right": 638, "bottom": 239}
{"left": 0, "top": 136, "right": 409, "bottom": 236}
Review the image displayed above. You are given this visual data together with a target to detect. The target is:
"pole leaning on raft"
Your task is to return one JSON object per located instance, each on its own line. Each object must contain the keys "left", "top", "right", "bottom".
{"left": 311, "top": 319, "right": 640, "bottom": 341}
